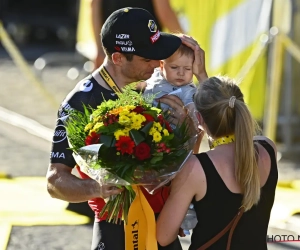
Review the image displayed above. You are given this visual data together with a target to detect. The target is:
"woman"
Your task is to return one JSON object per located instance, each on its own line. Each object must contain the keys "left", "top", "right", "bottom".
{"left": 156, "top": 76, "right": 278, "bottom": 250}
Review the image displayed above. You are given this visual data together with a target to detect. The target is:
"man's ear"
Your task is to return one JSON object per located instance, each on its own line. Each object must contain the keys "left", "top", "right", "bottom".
{"left": 159, "top": 60, "right": 164, "bottom": 71}
{"left": 111, "top": 52, "right": 123, "bottom": 65}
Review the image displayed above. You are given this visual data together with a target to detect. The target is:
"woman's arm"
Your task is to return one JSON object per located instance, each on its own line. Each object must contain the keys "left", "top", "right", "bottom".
{"left": 156, "top": 155, "right": 206, "bottom": 246}
{"left": 90, "top": 0, "right": 105, "bottom": 68}
{"left": 152, "top": 0, "right": 183, "bottom": 33}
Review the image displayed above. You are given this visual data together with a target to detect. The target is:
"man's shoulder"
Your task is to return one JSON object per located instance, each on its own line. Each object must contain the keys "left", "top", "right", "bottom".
{"left": 57, "top": 75, "right": 112, "bottom": 118}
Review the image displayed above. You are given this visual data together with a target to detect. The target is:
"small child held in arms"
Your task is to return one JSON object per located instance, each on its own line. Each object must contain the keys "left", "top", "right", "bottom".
{"left": 143, "top": 43, "right": 196, "bottom": 111}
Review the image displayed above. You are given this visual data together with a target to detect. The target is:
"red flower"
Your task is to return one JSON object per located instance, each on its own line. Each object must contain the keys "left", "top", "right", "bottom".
{"left": 157, "top": 114, "right": 173, "bottom": 132}
{"left": 85, "top": 132, "right": 100, "bottom": 145}
{"left": 143, "top": 113, "right": 155, "bottom": 122}
{"left": 133, "top": 106, "right": 145, "bottom": 114}
{"left": 134, "top": 142, "right": 151, "bottom": 160}
{"left": 115, "top": 136, "right": 135, "bottom": 155}
{"left": 164, "top": 121, "right": 173, "bottom": 133}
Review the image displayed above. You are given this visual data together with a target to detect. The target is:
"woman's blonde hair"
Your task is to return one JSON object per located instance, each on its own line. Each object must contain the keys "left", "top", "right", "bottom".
{"left": 194, "top": 76, "right": 261, "bottom": 211}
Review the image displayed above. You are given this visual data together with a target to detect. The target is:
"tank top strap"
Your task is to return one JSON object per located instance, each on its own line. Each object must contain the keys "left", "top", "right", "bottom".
{"left": 254, "top": 140, "right": 278, "bottom": 189}
{"left": 255, "top": 140, "right": 276, "bottom": 165}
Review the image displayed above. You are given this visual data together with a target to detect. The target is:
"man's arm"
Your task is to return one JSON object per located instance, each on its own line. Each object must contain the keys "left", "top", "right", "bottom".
{"left": 46, "top": 163, "right": 122, "bottom": 202}
{"left": 152, "top": 0, "right": 183, "bottom": 33}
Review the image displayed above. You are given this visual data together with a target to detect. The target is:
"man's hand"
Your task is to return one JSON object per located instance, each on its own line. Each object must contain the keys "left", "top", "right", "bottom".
{"left": 178, "top": 34, "right": 208, "bottom": 83}
{"left": 158, "top": 95, "right": 199, "bottom": 138}
{"left": 158, "top": 95, "right": 187, "bottom": 125}
{"left": 47, "top": 163, "right": 123, "bottom": 202}
{"left": 99, "top": 185, "right": 123, "bottom": 199}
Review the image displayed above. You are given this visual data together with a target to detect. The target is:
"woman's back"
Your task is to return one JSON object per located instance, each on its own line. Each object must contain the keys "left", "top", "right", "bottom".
{"left": 156, "top": 76, "right": 278, "bottom": 249}
{"left": 190, "top": 139, "right": 278, "bottom": 250}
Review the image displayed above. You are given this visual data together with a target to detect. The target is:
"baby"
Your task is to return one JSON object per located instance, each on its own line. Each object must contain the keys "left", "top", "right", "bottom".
{"left": 143, "top": 43, "right": 196, "bottom": 111}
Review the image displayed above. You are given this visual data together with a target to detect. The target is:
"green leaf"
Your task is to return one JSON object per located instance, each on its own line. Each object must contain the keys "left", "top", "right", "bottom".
{"left": 140, "top": 121, "right": 153, "bottom": 135}
{"left": 100, "top": 135, "right": 116, "bottom": 147}
{"left": 150, "top": 155, "right": 163, "bottom": 164}
{"left": 129, "top": 129, "right": 145, "bottom": 145}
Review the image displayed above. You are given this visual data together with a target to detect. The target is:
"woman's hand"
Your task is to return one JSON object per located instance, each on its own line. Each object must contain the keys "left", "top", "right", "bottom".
{"left": 178, "top": 34, "right": 208, "bottom": 83}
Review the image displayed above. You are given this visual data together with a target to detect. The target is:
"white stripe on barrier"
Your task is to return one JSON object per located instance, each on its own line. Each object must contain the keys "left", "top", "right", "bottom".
{"left": 0, "top": 106, "right": 53, "bottom": 142}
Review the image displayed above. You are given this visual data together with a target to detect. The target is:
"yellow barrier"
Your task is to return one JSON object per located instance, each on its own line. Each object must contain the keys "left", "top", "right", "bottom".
{"left": 264, "top": 31, "right": 284, "bottom": 140}
{"left": 0, "top": 224, "right": 11, "bottom": 250}
{"left": 0, "top": 177, "right": 90, "bottom": 250}
{"left": 263, "top": 31, "right": 300, "bottom": 140}
{"left": 281, "top": 34, "right": 300, "bottom": 63}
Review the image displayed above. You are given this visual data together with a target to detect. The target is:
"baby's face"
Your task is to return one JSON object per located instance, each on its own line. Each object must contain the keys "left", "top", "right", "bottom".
{"left": 160, "top": 51, "right": 193, "bottom": 87}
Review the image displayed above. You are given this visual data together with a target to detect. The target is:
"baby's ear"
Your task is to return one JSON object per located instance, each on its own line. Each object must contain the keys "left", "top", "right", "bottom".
{"left": 159, "top": 60, "right": 164, "bottom": 71}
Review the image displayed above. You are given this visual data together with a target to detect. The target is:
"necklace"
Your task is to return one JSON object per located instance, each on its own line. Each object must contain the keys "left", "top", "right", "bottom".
{"left": 210, "top": 135, "right": 235, "bottom": 149}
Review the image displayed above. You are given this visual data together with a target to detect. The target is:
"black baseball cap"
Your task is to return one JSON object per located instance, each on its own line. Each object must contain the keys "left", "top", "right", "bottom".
{"left": 101, "top": 7, "right": 182, "bottom": 60}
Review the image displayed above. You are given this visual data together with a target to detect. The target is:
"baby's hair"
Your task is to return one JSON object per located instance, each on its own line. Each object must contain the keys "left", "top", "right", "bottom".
{"left": 167, "top": 33, "right": 194, "bottom": 60}
{"left": 176, "top": 44, "right": 194, "bottom": 60}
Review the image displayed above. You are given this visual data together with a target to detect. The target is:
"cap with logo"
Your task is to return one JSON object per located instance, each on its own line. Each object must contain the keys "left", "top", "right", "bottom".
{"left": 101, "top": 7, "right": 182, "bottom": 60}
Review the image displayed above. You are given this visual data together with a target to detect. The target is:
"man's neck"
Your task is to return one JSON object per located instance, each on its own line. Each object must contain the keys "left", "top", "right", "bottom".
{"left": 93, "top": 61, "right": 129, "bottom": 91}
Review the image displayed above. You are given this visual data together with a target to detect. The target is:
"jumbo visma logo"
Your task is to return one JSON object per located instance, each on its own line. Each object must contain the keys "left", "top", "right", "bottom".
{"left": 148, "top": 20, "right": 157, "bottom": 33}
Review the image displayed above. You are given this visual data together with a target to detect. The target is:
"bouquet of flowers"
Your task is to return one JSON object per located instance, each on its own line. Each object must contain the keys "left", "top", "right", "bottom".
{"left": 65, "top": 84, "right": 196, "bottom": 224}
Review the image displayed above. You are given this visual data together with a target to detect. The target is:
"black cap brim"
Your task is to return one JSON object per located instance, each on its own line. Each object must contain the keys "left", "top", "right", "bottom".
{"left": 134, "top": 33, "right": 182, "bottom": 60}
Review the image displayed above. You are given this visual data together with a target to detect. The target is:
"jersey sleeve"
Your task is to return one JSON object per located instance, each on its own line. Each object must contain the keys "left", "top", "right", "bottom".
{"left": 50, "top": 117, "right": 76, "bottom": 167}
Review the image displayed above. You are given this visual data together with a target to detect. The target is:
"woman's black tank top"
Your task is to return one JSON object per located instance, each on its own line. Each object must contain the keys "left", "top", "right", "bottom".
{"left": 190, "top": 140, "right": 278, "bottom": 250}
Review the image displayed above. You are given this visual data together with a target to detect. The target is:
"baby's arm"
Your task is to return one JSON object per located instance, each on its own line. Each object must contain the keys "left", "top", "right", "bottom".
{"left": 135, "top": 81, "right": 147, "bottom": 92}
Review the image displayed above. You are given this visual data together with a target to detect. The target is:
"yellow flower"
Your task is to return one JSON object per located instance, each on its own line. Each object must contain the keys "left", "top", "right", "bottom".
{"left": 126, "top": 105, "right": 136, "bottom": 111}
{"left": 152, "top": 132, "right": 162, "bottom": 143}
{"left": 130, "top": 114, "right": 146, "bottom": 130}
{"left": 163, "top": 129, "right": 169, "bottom": 136}
{"left": 123, "top": 128, "right": 130, "bottom": 136}
{"left": 84, "top": 123, "right": 94, "bottom": 132}
{"left": 153, "top": 122, "right": 162, "bottom": 132}
{"left": 149, "top": 127, "right": 157, "bottom": 135}
{"left": 128, "top": 111, "right": 136, "bottom": 118}
{"left": 120, "top": 109, "right": 130, "bottom": 116}
{"left": 92, "top": 122, "right": 104, "bottom": 132}
{"left": 114, "top": 129, "right": 126, "bottom": 140}
{"left": 119, "top": 105, "right": 135, "bottom": 117}
{"left": 119, "top": 115, "right": 131, "bottom": 126}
